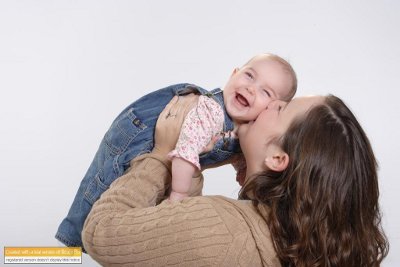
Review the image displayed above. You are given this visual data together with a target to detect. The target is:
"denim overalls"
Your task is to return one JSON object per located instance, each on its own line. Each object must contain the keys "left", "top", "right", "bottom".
{"left": 55, "top": 83, "right": 241, "bottom": 251}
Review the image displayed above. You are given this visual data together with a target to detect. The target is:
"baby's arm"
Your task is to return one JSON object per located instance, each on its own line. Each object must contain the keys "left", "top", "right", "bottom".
{"left": 170, "top": 158, "right": 196, "bottom": 201}
{"left": 168, "top": 96, "right": 224, "bottom": 201}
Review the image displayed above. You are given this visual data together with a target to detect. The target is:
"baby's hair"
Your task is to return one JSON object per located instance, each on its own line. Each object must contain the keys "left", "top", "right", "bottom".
{"left": 244, "top": 53, "right": 297, "bottom": 101}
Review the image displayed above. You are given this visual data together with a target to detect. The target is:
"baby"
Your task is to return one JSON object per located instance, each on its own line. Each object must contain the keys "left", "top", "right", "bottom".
{"left": 56, "top": 53, "right": 297, "bottom": 250}
{"left": 168, "top": 54, "right": 297, "bottom": 200}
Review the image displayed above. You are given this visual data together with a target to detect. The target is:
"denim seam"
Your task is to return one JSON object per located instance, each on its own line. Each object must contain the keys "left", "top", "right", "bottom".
{"left": 55, "top": 232, "right": 86, "bottom": 253}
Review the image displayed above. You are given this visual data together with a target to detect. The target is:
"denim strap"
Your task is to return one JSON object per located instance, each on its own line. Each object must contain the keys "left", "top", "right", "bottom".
{"left": 207, "top": 88, "right": 235, "bottom": 132}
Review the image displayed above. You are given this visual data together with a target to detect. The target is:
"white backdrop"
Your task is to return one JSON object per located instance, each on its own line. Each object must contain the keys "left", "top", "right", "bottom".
{"left": 1, "top": 1, "right": 399, "bottom": 266}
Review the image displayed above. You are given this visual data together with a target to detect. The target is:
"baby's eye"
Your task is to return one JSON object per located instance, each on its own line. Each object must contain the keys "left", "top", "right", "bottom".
{"left": 245, "top": 72, "right": 254, "bottom": 79}
{"left": 263, "top": 89, "right": 271, "bottom": 97}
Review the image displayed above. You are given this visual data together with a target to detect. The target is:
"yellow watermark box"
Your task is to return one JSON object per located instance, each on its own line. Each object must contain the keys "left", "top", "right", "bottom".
{"left": 4, "top": 247, "right": 82, "bottom": 264}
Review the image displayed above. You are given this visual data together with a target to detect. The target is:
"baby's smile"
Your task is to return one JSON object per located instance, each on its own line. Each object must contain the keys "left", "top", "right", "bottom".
{"left": 235, "top": 92, "right": 249, "bottom": 107}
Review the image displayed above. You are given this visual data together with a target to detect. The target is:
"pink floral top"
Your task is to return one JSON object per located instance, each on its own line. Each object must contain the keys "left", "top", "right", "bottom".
{"left": 168, "top": 95, "right": 224, "bottom": 169}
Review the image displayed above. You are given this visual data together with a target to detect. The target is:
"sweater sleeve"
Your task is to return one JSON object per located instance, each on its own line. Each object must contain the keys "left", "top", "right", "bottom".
{"left": 82, "top": 154, "right": 269, "bottom": 267}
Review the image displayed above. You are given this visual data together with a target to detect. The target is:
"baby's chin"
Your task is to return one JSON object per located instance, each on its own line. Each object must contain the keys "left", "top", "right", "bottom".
{"left": 230, "top": 106, "right": 259, "bottom": 121}
{"left": 226, "top": 106, "right": 251, "bottom": 123}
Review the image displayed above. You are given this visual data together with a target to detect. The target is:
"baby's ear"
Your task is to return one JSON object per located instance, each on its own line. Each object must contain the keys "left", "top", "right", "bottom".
{"left": 264, "top": 145, "right": 289, "bottom": 172}
{"left": 231, "top": 67, "right": 240, "bottom": 76}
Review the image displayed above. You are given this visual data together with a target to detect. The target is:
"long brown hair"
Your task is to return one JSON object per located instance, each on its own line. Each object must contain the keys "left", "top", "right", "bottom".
{"left": 240, "top": 95, "right": 388, "bottom": 266}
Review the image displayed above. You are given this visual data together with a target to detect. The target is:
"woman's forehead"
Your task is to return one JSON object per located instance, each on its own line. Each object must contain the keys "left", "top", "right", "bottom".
{"left": 290, "top": 95, "right": 324, "bottom": 106}
{"left": 285, "top": 96, "right": 325, "bottom": 116}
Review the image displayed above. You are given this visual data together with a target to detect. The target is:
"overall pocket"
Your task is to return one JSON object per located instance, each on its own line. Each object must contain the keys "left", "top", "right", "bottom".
{"left": 104, "top": 107, "right": 148, "bottom": 155}
{"left": 84, "top": 168, "right": 109, "bottom": 205}
{"left": 84, "top": 108, "right": 148, "bottom": 204}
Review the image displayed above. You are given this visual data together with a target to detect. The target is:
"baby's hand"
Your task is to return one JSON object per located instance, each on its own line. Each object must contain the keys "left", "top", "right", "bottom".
{"left": 169, "top": 191, "right": 189, "bottom": 202}
{"left": 201, "top": 134, "right": 221, "bottom": 154}
{"left": 202, "top": 131, "right": 238, "bottom": 154}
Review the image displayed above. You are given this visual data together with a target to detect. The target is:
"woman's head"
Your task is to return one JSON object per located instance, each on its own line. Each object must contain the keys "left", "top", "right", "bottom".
{"left": 237, "top": 96, "right": 324, "bottom": 183}
{"left": 239, "top": 95, "right": 388, "bottom": 266}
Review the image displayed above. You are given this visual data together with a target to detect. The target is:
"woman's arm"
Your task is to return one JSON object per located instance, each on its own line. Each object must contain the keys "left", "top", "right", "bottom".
{"left": 82, "top": 154, "right": 266, "bottom": 266}
{"left": 82, "top": 95, "right": 271, "bottom": 266}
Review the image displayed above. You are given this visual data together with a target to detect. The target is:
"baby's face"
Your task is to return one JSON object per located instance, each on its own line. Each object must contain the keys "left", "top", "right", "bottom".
{"left": 223, "top": 57, "right": 293, "bottom": 124}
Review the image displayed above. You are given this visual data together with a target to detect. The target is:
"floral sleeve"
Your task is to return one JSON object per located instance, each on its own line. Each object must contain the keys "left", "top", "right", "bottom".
{"left": 168, "top": 95, "right": 224, "bottom": 169}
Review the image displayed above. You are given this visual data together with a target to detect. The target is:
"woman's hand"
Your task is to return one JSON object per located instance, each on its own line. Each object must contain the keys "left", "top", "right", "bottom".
{"left": 153, "top": 93, "right": 199, "bottom": 157}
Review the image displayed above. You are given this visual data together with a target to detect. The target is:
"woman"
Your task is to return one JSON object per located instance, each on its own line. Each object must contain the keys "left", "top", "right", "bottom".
{"left": 82, "top": 94, "right": 388, "bottom": 266}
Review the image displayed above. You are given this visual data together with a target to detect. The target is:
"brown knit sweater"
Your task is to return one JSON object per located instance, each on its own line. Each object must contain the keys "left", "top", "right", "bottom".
{"left": 82, "top": 153, "right": 281, "bottom": 267}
